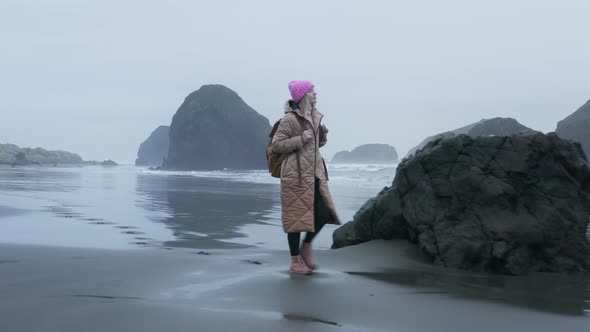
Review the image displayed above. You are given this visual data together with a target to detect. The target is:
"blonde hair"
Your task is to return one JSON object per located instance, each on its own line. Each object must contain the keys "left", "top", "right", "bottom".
{"left": 298, "top": 93, "right": 315, "bottom": 115}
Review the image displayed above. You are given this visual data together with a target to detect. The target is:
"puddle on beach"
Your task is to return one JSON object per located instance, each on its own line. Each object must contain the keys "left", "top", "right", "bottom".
{"left": 282, "top": 314, "right": 342, "bottom": 327}
{"left": 71, "top": 294, "right": 143, "bottom": 301}
{"left": 347, "top": 268, "right": 590, "bottom": 316}
{"left": 198, "top": 307, "right": 343, "bottom": 328}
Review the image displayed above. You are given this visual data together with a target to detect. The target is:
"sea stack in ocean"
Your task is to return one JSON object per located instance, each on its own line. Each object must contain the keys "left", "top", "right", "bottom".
{"left": 405, "top": 117, "right": 534, "bottom": 158}
{"left": 331, "top": 144, "right": 398, "bottom": 164}
{"left": 136, "top": 126, "right": 170, "bottom": 167}
{"left": 163, "top": 85, "right": 271, "bottom": 170}
{"left": 333, "top": 132, "right": 590, "bottom": 275}
{"left": 556, "top": 99, "right": 590, "bottom": 159}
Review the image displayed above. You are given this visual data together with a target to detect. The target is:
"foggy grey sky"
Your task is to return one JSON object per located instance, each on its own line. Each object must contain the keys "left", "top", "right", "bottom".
{"left": 1, "top": 0, "right": 589, "bottom": 164}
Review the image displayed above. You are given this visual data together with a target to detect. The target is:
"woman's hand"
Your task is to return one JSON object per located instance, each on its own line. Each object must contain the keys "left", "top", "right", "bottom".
{"left": 302, "top": 130, "right": 314, "bottom": 144}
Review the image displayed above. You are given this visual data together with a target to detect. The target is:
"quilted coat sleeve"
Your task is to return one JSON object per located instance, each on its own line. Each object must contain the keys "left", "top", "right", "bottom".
{"left": 319, "top": 127, "right": 327, "bottom": 148}
{"left": 272, "top": 114, "right": 303, "bottom": 154}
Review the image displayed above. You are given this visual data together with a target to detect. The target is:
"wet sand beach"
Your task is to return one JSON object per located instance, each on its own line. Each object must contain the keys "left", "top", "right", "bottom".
{"left": 0, "top": 165, "right": 588, "bottom": 331}
{"left": 1, "top": 241, "right": 588, "bottom": 332}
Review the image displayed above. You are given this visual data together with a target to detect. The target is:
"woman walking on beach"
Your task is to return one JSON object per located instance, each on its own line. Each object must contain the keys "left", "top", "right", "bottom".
{"left": 272, "top": 80, "right": 340, "bottom": 275}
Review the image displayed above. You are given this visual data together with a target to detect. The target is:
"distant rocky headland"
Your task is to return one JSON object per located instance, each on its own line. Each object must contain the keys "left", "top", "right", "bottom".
{"left": 556, "top": 99, "right": 590, "bottom": 159}
{"left": 405, "top": 117, "right": 534, "bottom": 158}
{"left": 331, "top": 144, "right": 398, "bottom": 164}
{"left": 135, "top": 126, "right": 169, "bottom": 167}
{"left": 0, "top": 143, "right": 83, "bottom": 166}
{"left": 84, "top": 160, "right": 119, "bottom": 166}
{"left": 0, "top": 143, "right": 117, "bottom": 166}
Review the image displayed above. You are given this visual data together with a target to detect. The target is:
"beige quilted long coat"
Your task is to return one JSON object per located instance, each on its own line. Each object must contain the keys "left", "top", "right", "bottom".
{"left": 271, "top": 100, "right": 340, "bottom": 233}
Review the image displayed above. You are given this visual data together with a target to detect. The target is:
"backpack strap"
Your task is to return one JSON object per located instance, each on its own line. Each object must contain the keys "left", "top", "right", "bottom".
{"left": 269, "top": 120, "right": 281, "bottom": 138}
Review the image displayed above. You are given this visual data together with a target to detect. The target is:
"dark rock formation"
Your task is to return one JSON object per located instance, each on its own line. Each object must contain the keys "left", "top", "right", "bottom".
{"left": 556, "top": 99, "right": 590, "bottom": 159}
{"left": 101, "top": 160, "right": 118, "bottom": 166}
{"left": 406, "top": 118, "right": 534, "bottom": 158}
{"left": 331, "top": 144, "right": 398, "bottom": 164}
{"left": 135, "top": 126, "right": 170, "bottom": 167}
{"left": 163, "top": 85, "right": 271, "bottom": 170}
{"left": 467, "top": 118, "right": 534, "bottom": 137}
{"left": 0, "top": 143, "right": 83, "bottom": 165}
{"left": 82, "top": 160, "right": 119, "bottom": 166}
{"left": 333, "top": 132, "right": 590, "bottom": 275}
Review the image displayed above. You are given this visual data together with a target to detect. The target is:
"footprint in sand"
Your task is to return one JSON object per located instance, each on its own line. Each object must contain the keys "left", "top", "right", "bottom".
{"left": 89, "top": 221, "right": 115, "bottom": 225}
{"left": 122, "top": 230, "right": 144, "bottom": 235}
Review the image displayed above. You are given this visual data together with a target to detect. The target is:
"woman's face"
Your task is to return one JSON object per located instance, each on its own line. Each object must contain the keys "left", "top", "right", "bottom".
{"left": 306, "top": 88, "right": 317, "bottom": 105}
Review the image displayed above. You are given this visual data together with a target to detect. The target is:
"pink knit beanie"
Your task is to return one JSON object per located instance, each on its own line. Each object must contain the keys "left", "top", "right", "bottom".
{"left": 288, "top": 80, "right": 314, "bottom": 103}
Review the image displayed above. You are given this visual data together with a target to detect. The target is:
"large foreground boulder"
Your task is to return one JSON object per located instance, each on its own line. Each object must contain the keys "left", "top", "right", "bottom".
{"left": 333, "top": 132, "right": 590, "bottom": 275}
{"left": 331, "top": 144, "right": 398, "bottom": 164}
{"left": 163, "top": 85, "right": 271, "bottom": 170}
{"left": 556, "top": 99, "right": 590, "bottom": 159}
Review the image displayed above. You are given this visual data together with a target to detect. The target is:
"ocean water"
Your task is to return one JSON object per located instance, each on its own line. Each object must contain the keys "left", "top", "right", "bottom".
{"left": 0, "top": 164, "right": 396, "bottom": 250}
